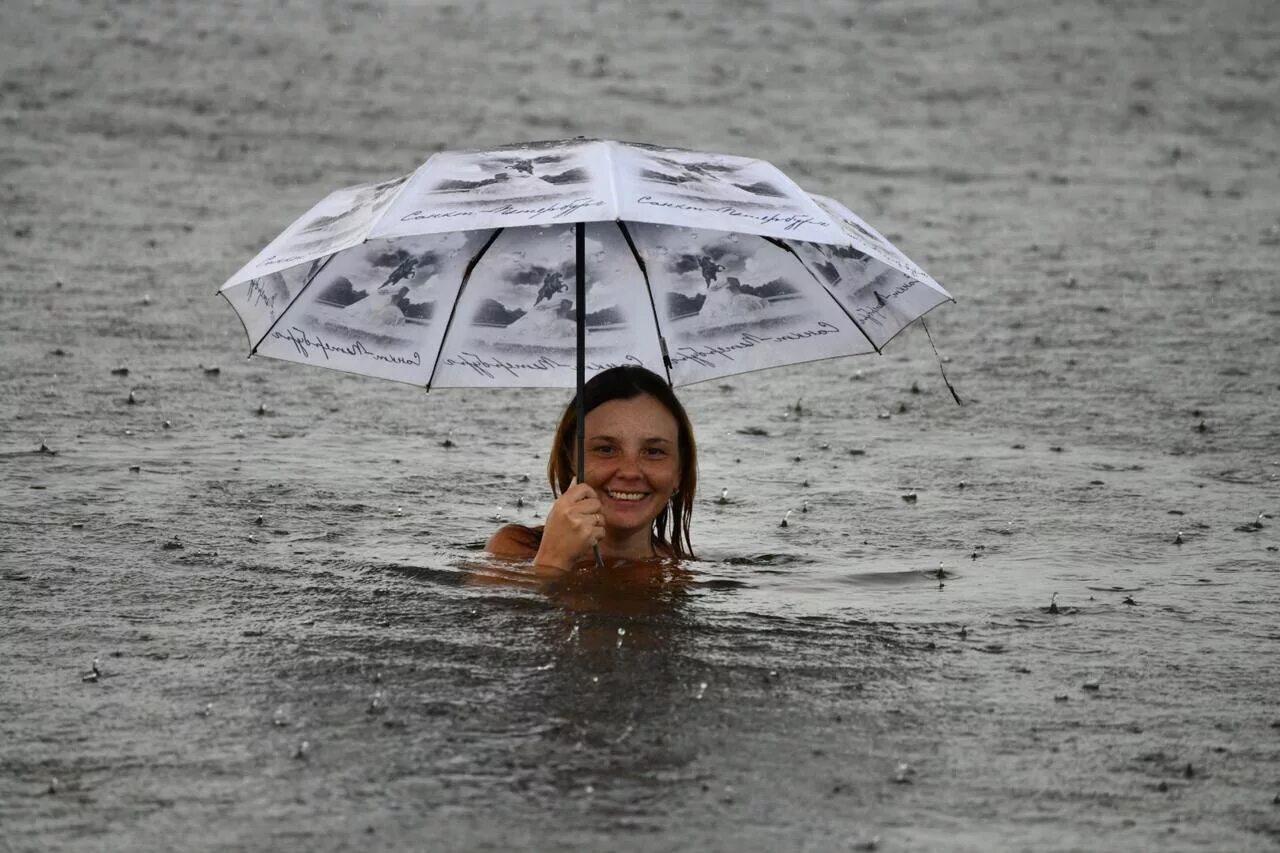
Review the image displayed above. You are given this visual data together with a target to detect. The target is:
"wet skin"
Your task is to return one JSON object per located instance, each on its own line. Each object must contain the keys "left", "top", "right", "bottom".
{"left": 582, "top": 394, "right": 682, "bottom": 552}
{"left": 485, "top": 393, "right": 683, "bottom": 575}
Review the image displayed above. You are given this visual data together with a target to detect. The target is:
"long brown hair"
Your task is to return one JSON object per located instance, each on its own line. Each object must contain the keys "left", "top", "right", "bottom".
{"left": 548, "top": 366, "right": 697, "bottom": 559}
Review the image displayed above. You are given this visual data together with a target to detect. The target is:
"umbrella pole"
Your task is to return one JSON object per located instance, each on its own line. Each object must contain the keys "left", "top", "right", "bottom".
{"left": 576, "top": 222, "right": 605, "bottom": 569}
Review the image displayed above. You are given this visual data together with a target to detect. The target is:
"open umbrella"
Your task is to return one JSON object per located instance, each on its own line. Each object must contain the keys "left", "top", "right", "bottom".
{"left": 220, "top": 138, "right": 956, "bottom": 482}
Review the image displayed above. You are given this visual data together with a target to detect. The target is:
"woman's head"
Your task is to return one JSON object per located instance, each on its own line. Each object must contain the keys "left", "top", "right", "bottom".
{"left": 548, "top": 365, "right": 697, "bottom": 559}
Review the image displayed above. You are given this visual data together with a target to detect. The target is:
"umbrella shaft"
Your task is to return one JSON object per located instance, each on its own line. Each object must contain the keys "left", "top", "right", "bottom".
{"left": 575, "top": 222, "right": 586, "bottom": 480}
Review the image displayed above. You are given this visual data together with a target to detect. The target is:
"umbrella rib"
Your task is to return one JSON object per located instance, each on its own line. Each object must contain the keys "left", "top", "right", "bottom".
{"left": 247, "top": 252, "right": 340, "bottom": 357}
{"left": 615, "top": 220, "right": 674, "bottom": 386}
{"left": 423, "top": 227, "right": 505, "bottom": 391}
{"left": 218, "top": 289, "right": 252, "bottom": 352}
{"left": 763, "top": 236, "right": 883, "bottom": 356}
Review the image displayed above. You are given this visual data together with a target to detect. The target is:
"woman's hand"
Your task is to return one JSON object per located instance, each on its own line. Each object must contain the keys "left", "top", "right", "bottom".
{"left": 534, "top": 481, "right": 605, "bottom": 575}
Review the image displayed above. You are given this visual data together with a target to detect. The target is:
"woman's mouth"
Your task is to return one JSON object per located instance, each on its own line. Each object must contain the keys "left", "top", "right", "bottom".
{"left": 605, "top": 489, "right": 649, "bottom": 502}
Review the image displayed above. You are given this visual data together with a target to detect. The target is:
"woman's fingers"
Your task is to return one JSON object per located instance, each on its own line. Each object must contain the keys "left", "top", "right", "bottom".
{"left": 565, "top": 481, "right": 598, "bottom": 503}
{"left": 566, "top": 495, "right": 603, "bottom": 543}
{"left": 539, "top": 483, "right": 607, "bottom": 559}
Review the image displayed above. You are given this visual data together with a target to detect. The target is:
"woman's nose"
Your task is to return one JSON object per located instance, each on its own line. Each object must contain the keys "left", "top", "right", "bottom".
{"left": 615, "top": 452, "right": 644, "bottom": 477}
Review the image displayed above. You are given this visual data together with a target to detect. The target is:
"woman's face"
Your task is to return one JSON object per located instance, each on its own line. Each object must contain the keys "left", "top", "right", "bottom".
{"left": 580, "top": 394, "right": 682, "bottom": 537}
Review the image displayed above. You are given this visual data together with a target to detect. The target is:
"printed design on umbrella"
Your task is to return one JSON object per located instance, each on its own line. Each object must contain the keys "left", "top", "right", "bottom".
{"left": 285, "top": 176, "right": 407, "bottom": 256}
{"left": 844, "top": 266, "right": 937, "bottom": 337}
{"left": 465, "top": 228, "right": 630, "bottom": 352}
{"left": 613, "top": 142, "right": 833, "bottom": 240}
{"left": 827, "top": 210, "right": 884, "bottom": 253}
{"left": 792, "top": 242, "right": 873, "bottom": 288}
{"left": 425, "top": 143, "right": 594, "bottom": 205}
{"left": 246, "top": 259, "right": 324, "bottom": 325}
{"left": 807, "top": 193, "right": 937, "bottom": 287}
{"left": 311, "top": 247, "right": 438, "bottom": 327}
{"left": 656, "top": 234, "right": 802, "bottom": 335}
{"left": 221, "top": 140, "right": 954, "bottom": 391}
{"left": 470, "top": 262, "right": 577, "bottom": 336}
{"left": 625, "top": 223, "right": 874, "bottom": 384}
{"left": 787, "top": 239, "right": 948, "bottom": 350}
{"left": 277, "top": 231, "right": 483, "bottom": 358}
{"left": 622, "top": 141, "right": 789, "bottom": 206}
{"left": 428, "top": 222, "right": 661, "bottom": 387}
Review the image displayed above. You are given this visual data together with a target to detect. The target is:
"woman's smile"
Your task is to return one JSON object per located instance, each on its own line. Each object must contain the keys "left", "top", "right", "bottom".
{"left": 582, "top": 394, "right": 682, "bottom": 542}
{"left": 604, "top": 489, "right": 648, "bottom": 502}
{"left": 600, "top": 487, "right": 658, "bottom": 522}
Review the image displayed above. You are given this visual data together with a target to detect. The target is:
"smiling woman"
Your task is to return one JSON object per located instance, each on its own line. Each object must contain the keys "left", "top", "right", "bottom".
{"left": 486, "top": 365, "right": 698, "bottom": 576}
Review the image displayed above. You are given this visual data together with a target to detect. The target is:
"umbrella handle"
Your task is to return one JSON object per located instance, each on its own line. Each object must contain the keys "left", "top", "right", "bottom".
{"left": 575, "top": 222, "right": 606, "bottom": 570}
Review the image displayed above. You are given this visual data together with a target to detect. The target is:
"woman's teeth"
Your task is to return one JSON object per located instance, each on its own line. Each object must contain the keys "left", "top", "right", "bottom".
{"left": 607, "top": 490, "right": 647, "bottom": 502}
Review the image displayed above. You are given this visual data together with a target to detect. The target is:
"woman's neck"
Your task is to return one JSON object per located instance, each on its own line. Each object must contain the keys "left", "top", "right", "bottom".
{"left": 598, "top": 526, "right": 657, "bottom": 562}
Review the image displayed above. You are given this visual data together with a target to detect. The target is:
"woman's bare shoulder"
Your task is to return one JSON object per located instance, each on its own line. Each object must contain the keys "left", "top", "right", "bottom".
{"left": 485, "top": 524, "right": 543, "bottom": 558}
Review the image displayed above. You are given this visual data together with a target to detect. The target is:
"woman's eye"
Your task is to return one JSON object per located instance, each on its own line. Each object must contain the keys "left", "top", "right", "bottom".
{"left": 591, "top": 444, "right": 616, "bottom": 456}
{"left": 644, "top": 447, "right": 668, "bottom": 458}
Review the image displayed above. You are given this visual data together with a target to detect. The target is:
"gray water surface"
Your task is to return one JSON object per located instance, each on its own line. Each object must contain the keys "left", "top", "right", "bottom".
{"left": 3, "top": 0, "right": 1279, "bottom": 850}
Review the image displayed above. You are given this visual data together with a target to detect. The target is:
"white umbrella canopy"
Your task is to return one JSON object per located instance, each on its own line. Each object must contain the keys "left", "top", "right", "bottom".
{"left": 219, "top": 138, "right": 954, "bottom": 390}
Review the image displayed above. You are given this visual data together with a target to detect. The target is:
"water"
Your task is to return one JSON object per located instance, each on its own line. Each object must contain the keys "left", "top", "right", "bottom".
{"left": 3, "top": 0, "right": 1279, "bottom": 850}
{"left": 4, "top": 342, "right": 1276, "bottom": 850}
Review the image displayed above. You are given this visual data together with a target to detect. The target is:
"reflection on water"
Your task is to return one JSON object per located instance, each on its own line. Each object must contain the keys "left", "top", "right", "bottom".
{"left": 467, "top": 554, "right": 694, "bottom": 623}
{"left": 378, "top": 549, "right": 928, "bottom": 827}
{"left": 520, "top": 600, "right": 701, "bottom": 806}
{"left": 360, "top": 553, "right": 720, "bottom": 816}
{"left": 460, "top": 554, "right": 703, "bottom": 801}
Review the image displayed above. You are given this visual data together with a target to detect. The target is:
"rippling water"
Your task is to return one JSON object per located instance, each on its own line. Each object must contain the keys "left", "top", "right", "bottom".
{"left": 5, "top": 337, "right": 1277, "bottom": 849}
{"left": 3, "top": 0, "right": 1279, "bottom": 849}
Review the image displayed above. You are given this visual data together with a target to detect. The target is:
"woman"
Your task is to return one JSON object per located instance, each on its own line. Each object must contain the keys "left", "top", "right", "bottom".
{"left": 486, "top": 365, "right": 697, "bottom": 578}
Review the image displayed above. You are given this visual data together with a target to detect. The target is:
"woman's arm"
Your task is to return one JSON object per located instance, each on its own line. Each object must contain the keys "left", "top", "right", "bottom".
{"left": 485, "top": 524, "right": 540, "bottom": 559}
{"left": 484, "top": 483, "right": 603, "bottom": 578}
{"left": 483, "top": 523, "right": 581, "bottom": 585}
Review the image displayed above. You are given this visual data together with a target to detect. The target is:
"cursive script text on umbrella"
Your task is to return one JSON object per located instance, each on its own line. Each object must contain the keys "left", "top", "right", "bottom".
{"left": 669, "top": 322, "right": 840, "bottom": 368}
{"left": 272, "top": 327, "right": 422, "bottom": 366}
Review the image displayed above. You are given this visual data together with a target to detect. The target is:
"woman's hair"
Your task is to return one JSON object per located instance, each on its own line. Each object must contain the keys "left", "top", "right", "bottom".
{"left": 548, "top": 365, "right": 697, "bottom": 559}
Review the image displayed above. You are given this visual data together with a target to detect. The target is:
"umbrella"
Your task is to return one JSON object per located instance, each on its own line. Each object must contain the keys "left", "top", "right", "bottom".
{"left": 220, "top": 138, "right": 956, "bottom": 491}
